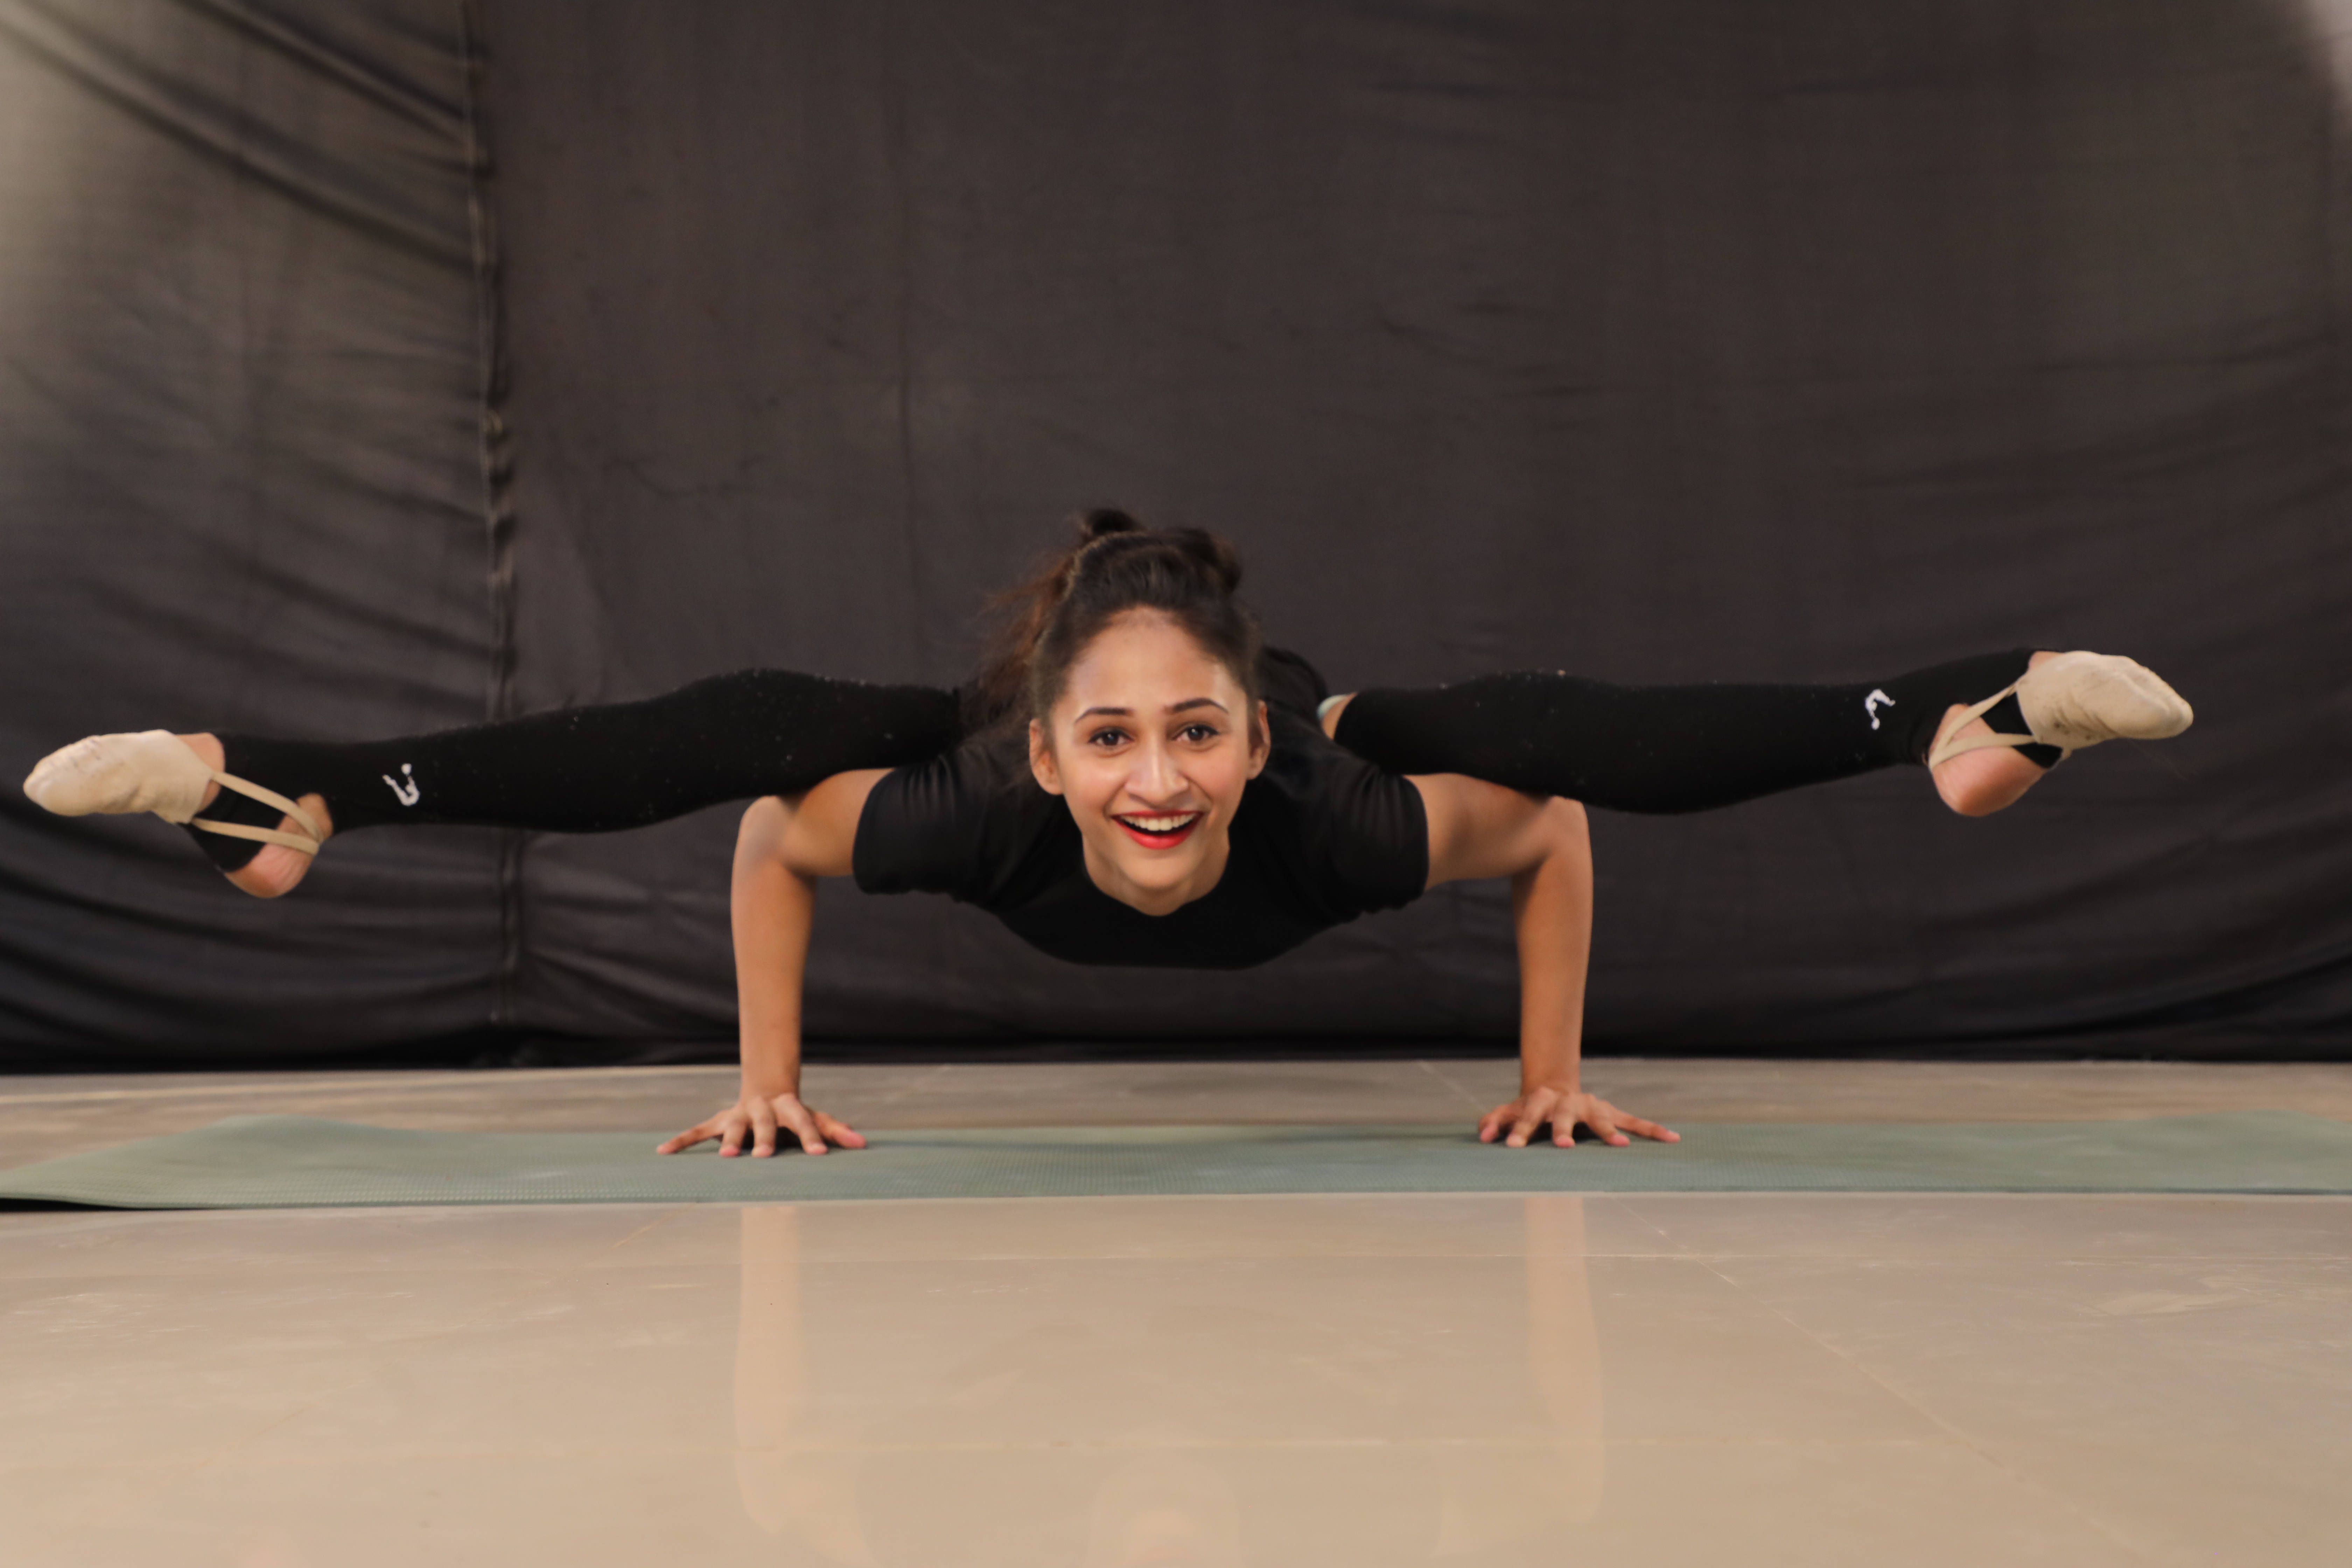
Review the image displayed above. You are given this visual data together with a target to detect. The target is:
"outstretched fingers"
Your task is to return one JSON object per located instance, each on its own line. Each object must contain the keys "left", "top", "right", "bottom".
{"left": 656, "top": 1097, "right": 867, "bottom": 1158}
{"left": 814, "top": 1111, "right": 867, "bottom": 1150}
{"left": 1506, "top": 1088, "right": 1559, "bottom": 1149}
{"left": 1581, "top": 1094, "right": 1678, "bottom": 1145}
{"left": 657, "top": 1111, "right": 736, "bottom": 1156}
{"left": 1478, "top": 1091, "right": 1681, "bottom": 1150}
{"left": 1576, "top": 1106, "right": 1627, "bottom": 1147}
{"left": 1614, "top": 1113, "right": 1680, "bottom": 1144}
{"left": 743, "top": 1096, "right": 780, "bottom": 1157}
{"left": 772, "top": 1098, "right": 829, "bottom": 1157}
{"left": 1567, "top": 1106, "right": 1679, "bottom": 1147}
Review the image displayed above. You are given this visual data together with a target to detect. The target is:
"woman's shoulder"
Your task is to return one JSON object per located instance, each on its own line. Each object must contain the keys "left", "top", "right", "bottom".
{"left": 1240, "top": 703, "right": 1429, "bottom": 914}
{"left": 850, "top": 723, "right": 1074, "bottom": 905}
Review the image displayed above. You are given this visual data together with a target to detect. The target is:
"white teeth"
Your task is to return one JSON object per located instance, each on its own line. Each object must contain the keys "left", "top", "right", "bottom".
{"left": 1119, "top": 813, "right": 1199, "bottom": 834}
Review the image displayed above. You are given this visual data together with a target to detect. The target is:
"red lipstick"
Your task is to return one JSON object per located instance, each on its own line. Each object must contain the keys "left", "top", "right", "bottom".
{"left": 1115, "top": 812, "right": 1202, "bottom": 850}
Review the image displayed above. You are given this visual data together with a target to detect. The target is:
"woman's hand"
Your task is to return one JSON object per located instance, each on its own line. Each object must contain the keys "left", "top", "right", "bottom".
{"left": 678, "top": 781, "right": 885, "bottom": 1162}
{"left": 1478, "top": 1085, "right": 1679, "bottom": 1150}
{"left": 657, "top": 1090, "right": 868, "bottom": 1158}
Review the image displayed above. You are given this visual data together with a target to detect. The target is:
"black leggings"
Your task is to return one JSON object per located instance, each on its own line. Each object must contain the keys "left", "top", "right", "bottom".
{"left": 196, "top": 672, "right": 965, "bottom": 867}
{"left": 1334, "top": 650, "right": 2040, "bottom": 814}
{"left": 194, "top": 652, "right": 2036, "bottom": 867}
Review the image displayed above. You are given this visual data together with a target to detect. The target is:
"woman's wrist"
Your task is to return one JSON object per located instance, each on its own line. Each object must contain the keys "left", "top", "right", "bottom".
{"left": 1519, "top": 1048, "right": 1578, "bottom": 1096}
{"left": 739, "top": 1045, "right": 800, "bottom": 1100}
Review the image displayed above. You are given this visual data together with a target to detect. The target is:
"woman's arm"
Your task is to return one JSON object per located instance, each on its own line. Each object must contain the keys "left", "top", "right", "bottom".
{"left": 657, "top": 769, "right": 891, "bottom": 1157}
{"left": 1413, "top": 774, "right": 1678, "bottom": 1150}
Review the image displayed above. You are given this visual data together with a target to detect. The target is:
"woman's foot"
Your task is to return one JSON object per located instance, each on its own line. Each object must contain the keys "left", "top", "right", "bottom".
{"left": 1928, "top": 652, "right": 2056, "bottom": 816}
{"left": 1926, "top": 650, "right": 2193, "bottom": 817}
{"left": 23, "top": 731, "right": 331, "bottom": 897}
{"left": 174, "top": 735, "right": 332, "bottom": 898}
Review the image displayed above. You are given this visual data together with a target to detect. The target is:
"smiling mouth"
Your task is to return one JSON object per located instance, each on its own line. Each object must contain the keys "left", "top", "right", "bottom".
{"left": 1114, "top": 812, "right": 1202, "bottom": 849}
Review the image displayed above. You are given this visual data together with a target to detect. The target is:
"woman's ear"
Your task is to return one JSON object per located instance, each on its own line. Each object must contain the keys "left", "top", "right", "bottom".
{"left": 1028, "top": 718, "right": 1065, "bottom": 796}
{"left": 1247, "top": 701, "right": 1271, "bottom": 778}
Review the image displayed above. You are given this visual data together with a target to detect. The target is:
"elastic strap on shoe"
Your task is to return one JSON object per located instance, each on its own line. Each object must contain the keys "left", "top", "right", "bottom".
{"left": 1924, "top": 681, "right": 2063, "bottom": 770}
{"left": 190, "top": 820, "right": 320, "bottom": 855}
{"left": 190, "top": 771, "right": 324, "bottom": 854}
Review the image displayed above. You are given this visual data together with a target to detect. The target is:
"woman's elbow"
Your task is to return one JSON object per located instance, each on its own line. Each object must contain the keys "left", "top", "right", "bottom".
{"left": 1535, "top": 796, "right": 1591, "bottom": 868}
{"left": 735, "top": 795, "right": 793, "bottom": 860}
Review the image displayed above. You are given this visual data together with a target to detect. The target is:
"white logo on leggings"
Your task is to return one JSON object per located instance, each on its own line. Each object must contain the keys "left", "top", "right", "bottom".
{"left": 383, "top": 763, "right": 421, "bottom": 807}
{"left": 1864, "top": 690, "right": 1895, "bottom": 731}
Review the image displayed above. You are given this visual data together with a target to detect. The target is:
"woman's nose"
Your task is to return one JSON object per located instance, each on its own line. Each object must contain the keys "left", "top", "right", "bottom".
{"left": 1126, "top": 740, "right": 1184, "bottom": 802}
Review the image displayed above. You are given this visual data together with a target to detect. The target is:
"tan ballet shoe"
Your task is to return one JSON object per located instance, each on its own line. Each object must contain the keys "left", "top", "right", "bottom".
{"left": 23, "top": 731, "right": 323, "bottom": 855}
{"left": 1927, "top": 652, "right": 2193, "bottom": 770}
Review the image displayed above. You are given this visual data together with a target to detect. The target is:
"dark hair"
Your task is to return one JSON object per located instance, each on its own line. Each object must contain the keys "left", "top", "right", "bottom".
{"left": 971, "top": 509, "right": 1262, "bottom": 733}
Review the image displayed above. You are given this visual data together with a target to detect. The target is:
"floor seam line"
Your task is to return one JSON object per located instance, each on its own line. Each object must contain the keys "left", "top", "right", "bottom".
{"left": 1415, "top": 1058, "right": 1492, "bottom": 1114}
{"left": 1687, "top": 1254, "right": 2160, "bottom": 1561}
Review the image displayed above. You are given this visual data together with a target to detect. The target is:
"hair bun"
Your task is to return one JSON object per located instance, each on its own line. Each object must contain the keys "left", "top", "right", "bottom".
{"left": 1170, "top": 527, "right": 1243, "bottom": 594}
{"left": 971, "top": 510, "right": 1261, "bottom": 728}
{"left": 1076, "top": 508, "right": 1143, "bottom": 542}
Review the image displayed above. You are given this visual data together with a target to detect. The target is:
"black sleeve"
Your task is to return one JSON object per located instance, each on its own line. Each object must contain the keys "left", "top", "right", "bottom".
{"left": 852, "top": 732, "right": 1065, "bottom": 906}
{"left": 1303, "top": 752, "right": 1429, "bottom": 914}
{"left": 1259, "top": 705, "right": 1430, "bottom": 918}
{"left": 852, "top": 750, "right": 987, "bottom": 899}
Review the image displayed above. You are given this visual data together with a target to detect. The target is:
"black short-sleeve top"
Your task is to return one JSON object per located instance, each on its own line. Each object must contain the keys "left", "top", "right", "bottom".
{"left": 852, "top": 650, "right": 1429, "bottom": 969}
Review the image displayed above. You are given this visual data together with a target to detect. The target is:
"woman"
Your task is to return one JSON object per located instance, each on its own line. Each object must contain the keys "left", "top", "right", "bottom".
{"left": 24, "top": 513, "right": 2194, "bottom": 1157}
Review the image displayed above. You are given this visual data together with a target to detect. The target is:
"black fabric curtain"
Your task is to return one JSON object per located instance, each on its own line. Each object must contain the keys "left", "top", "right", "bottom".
{"left": 0, "top": 0, "right": 503, "bottom": 1066}
{"left": 3, "top": 0, "right": 2347, "bottom": 1065}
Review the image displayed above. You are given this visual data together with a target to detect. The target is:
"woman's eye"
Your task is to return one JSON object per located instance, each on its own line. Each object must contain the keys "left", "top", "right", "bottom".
{"left": 1086, "top": 728, "right": 1128, "bottom": 748}
{"left": 1180, "top": 724, "right": 1219, "bottom": 744}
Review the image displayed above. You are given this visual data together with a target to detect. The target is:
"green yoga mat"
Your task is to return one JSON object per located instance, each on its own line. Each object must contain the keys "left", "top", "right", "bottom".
{"left": 1, "top": 1111, "right": 2348, "bottom": 1209}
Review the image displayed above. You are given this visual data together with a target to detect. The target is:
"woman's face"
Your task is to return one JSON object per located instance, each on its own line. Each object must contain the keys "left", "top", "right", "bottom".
{"left": 1029, "top": 609, "right": 1269, "bottom": 915}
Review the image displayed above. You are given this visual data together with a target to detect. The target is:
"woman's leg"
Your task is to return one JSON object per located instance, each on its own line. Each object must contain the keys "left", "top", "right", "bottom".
{"left": 1325, "top": 649, "right": 2187, "bottom": 817}
{"left": 30, "top": 671, "right": 964, "bottom": 894}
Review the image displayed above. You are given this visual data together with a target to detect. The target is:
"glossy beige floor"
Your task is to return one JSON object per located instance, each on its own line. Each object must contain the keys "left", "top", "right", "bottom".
{"left": 4, "top": 1061, "right": 2351, "bottom": 1567}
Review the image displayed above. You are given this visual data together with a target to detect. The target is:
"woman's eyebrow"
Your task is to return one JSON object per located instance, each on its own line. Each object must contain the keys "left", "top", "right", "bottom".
{"left": 1072, "top": 697, "right": 1228, "bottom": 721}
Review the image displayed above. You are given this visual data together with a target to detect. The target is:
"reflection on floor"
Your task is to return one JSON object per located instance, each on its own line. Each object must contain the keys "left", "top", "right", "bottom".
{"left": 3, "top": 1060, "right": 2349, "bottom": 1566}
{"left": 728, "top": 1197, "right": 1606, "bottom": 1564}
